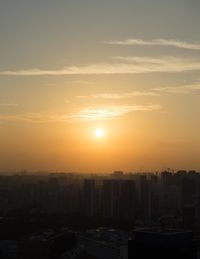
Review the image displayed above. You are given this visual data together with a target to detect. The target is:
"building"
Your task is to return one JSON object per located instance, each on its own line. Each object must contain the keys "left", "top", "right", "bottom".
{"left": 83, "top": 179, "right": 96, "bottom": 217}
{"left": 129, "top": 228, "right": 197, "bottom": 259}
{"left": 19, "top": 229, "right": 77, "bottom": 259}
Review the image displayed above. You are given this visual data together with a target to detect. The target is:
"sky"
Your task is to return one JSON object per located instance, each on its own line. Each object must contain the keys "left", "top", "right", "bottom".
{"left": 0, "top": 0, "right": 200, "bottom": 173}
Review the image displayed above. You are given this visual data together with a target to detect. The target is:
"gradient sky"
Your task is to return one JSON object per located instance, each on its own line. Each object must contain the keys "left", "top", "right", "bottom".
{"left": 0, "top": 0, "right": 200, "bottom": 172}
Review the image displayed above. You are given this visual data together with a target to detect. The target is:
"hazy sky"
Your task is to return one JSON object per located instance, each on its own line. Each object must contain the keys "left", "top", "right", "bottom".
{"left": 0, "top": 0, "right": 200, "bottom": 172}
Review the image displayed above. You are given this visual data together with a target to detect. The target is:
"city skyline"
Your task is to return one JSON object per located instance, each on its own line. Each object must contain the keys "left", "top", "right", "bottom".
{"left": 0, "top": 0, "right": 200, "bottom": 172}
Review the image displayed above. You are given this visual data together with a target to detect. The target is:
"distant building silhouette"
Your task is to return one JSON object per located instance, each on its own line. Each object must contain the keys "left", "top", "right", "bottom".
{"left": 83, "top": 179, "right": 96, "bottom": 217}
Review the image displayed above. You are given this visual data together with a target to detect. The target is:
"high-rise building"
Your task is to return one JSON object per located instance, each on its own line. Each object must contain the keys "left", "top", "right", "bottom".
{"left": 83, "top": 179, "right": 96, "bottom": 217}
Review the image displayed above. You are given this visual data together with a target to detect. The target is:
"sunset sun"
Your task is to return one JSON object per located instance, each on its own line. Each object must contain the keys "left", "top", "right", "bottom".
{"left": 95, "top": 128, "right": 105, "bottom": 138}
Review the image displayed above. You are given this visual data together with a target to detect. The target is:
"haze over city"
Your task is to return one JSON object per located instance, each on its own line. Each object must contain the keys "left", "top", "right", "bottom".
{"left": 0, "top": 0, "right": 200, "bottom": 173}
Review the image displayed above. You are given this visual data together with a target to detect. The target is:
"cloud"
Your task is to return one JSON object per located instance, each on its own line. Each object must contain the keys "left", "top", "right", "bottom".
{"left": 0, "top": 103, "right": 18, "bottom": 107}
{"left": 0, "top": 113, "right": 70, "bottom": 123}
{"left": 77, "top": 91, "right": 159, "bottom": 100}
{"left": 0, "top": 105, "right": 162, "bottom": 123}
{"left": 68, "top": 80, "right": 94, "bottom": 85}
{"left": 77, "top": 81, "right": 200, "bottom": 101}
{"left": 71, "top": 104, "right": 162, "bottom": 121}
{"left": 153, "top": 82, "right": 200, "bottom": 94}
{"left": 105, "top": 38, "right": 200, "bottom": 50}
{"left": 187, "top": 84, "right": 200, "bottom": 90}
{"left": 76, "top": 82, "right": 200, "bottom": 101}
{"left": 1, "top": 56, "right": 200, "bottom": 76}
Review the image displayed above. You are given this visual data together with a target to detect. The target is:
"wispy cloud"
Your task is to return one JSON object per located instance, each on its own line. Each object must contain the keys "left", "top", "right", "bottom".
{"left": 113, "top": 56, "right": 200, "bottom": 74}
{"left": 0, "top": 103, "right": 18, "bottom": 107}
{"left": 105, "top": 38, "right": 200, "bottom": 50}
{"left": 77, "top": 81, "right": 200, "bottom": 101}
{"left": 68, "top": 80, "right": 94, "bottom": 85}
{"left": 71, "top": 104, "right": 162, "bottom": 121}
{"left": 153, "top": 82, "right": 200, "bottom": 94}
{"left": 1, "top": 56, "right": 200, "bottom": 76}
{"left": 0, "top": 105, "right": 162, "bottom": 123}
{"left": 0, "top": 113, "right": 70, "bottom": 123}
{"left": 77, "top": 91, "right": 159, "bottom": 100}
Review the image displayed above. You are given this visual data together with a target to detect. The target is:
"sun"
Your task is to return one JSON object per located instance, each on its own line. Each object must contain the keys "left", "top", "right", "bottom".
{"left": 95, "top": 128, "right": 105, "bottom": 138}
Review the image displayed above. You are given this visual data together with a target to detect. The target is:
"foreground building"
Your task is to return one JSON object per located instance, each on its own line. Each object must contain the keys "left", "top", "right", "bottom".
{"left": 129, "top": 228, "right": 197, "bottom": 259}
{"left": 78, "top": 228, "right": 197, "bottom": 259}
